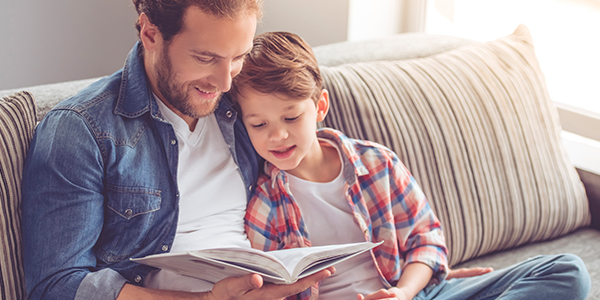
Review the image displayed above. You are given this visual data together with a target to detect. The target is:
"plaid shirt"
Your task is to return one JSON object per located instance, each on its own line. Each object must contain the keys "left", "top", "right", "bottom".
{"left": 245, "top": 128, "right": 448, "bottom": 300}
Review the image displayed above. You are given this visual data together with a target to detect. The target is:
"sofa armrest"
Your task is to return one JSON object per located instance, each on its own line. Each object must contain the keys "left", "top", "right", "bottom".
{"left": 576, "top": 168, "right": 600, "bottom": 230}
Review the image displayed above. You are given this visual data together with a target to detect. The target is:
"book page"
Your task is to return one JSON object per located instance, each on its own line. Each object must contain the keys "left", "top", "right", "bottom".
{"left": 132, "top": 241, "right": 382, "bottom": 284}
{"left": 290, "top": 241, "right": 383, "bottom": 278}
{"left": 197, "top": 247, "right": 289, "bottom": 279}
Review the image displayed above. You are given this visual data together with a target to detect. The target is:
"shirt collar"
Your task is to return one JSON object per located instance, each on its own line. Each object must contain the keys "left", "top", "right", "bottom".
{"left": 113, "top": 42, "right": 154, "bottom": 118}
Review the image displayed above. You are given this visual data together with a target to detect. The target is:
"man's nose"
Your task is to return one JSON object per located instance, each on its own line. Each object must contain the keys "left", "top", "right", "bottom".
{"left": 209, "top": 61, "right": 234, "bottom": 92}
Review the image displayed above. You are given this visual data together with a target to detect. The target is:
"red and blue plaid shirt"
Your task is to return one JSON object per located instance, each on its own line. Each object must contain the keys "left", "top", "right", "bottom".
{"left": 245, "top": 128, "right": 448, "bottom": 299}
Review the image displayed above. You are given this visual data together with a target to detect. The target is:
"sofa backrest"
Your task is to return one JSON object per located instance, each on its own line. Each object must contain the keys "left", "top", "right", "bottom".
{"left": 0, "top": 92, "right": 36, "bottom": 300}
{"left": 0, "top": 77, "right": 101, "bottom": 122}
{"left": 314, "top": 25, "right": 590, "bottom": 266}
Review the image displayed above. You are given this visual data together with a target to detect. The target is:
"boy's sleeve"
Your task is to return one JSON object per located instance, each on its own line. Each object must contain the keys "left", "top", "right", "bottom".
{"left": 388, "top": 151, "right": 449, "bottom": 283}
{"left": 245, "top": 177, "right": 312, "bottom": 300}
{"left": 245, "top": 177, "right": 281, "bottom": 252}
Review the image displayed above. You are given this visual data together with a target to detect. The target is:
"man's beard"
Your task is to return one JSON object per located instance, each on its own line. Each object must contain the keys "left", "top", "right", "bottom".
{"left": 155, "top": 45, "right": 222, "bottom": 119}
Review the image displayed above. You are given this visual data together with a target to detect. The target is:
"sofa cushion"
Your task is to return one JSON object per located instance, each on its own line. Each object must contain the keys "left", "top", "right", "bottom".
{"left": 0, "top": 91, "right": 35, "bottom": 300}
{"left": 319, "top": 25, "right": 591, "bottom": 266}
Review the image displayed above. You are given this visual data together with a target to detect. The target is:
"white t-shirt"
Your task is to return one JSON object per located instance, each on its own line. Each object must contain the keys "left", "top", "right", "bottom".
{"left": 287, "top": 140, "right": 383, "bottom": 299}
{"left": 144, "top": 97, "right": 250, "bottom": 292}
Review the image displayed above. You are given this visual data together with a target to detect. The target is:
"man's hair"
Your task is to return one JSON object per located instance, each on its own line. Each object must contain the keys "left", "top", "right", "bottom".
{"left": 133, "top": 0, "right": 263, "bottom": 42}
{"left": 231, "top": 31, "right": 323, "bottom": 104}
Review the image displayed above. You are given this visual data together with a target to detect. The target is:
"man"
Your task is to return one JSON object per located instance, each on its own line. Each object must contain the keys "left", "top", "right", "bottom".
{"left": 21, "top": 1, "right": 332, "bottom": 299}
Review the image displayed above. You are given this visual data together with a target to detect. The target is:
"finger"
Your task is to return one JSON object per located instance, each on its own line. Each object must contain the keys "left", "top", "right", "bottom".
{"left": 230, "top": 274, "right": 264, "bottom": 295}
{"left": 289, "top": 267, "right": 334, "bottom": 291}
{"left": 360, "top": 289, "right": 396, "bottom": 300}
{"left": 210, "top": 274, "right": 265, "bottom": 299}
{"left": 293, "top": 267, "right": 334, "bottom": 287}
{"left": 249, "top": 273, "right": 264, "bottom": 289}
{"left": 255, "top": 268, "right": 334, "bottom": 299}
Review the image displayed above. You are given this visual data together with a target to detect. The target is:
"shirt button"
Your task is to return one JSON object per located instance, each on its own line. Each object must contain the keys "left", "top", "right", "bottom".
{"left": 226, "top": 110, "right": 233, "bottom": 118}
{"left": 134, "top": 275, "right": 142, "bottom": 283}
{"left": 124, "top": 209, "right": 133, "bottom": 219}
{"left": 248, "top": 185, "right": 252, "bottom": 191}
{"left": 162, "top": 245, "right": 169, "bottom": 252}
{"left": 171, "top": 139, "right": 177, "bottom": 145}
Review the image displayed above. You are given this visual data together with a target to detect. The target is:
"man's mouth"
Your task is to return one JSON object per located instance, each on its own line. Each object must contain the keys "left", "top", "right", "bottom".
{"left": 270, "top": 145, "right": 296, "bottom": 159}
{"left": 194, "top": 86, "right": 219, "bottom": 99}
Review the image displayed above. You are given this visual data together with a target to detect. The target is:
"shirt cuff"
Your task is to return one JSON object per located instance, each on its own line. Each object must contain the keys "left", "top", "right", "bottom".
{"left": 75, "top": 268, "right": 128, "bottom": 300}
{"left": 404, "top": 246, "right": 449, "bottom": 284}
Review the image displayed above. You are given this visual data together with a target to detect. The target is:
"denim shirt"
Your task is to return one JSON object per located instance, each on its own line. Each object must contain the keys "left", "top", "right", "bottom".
{"left": 21, "top": 42, "right": 259, "bottom": 300}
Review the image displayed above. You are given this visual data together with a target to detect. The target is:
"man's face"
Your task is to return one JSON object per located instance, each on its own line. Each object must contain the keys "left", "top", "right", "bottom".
{"left": 152, "top": 6, "right": 256, "bottom": 120}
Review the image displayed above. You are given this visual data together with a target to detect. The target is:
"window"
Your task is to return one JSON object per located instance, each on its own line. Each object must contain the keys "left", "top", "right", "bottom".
{"left": 424, "top": 0, "right": 600, "bottom": 115}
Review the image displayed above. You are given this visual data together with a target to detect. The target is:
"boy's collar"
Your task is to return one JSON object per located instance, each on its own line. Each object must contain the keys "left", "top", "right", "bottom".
{"left": 266, "top": 128, "right": 369, "bottom": 188}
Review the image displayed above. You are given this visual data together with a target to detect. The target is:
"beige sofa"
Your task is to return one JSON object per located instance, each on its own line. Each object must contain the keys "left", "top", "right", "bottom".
{"left": 1, "top": 24, "right": 598, "bottom": 299}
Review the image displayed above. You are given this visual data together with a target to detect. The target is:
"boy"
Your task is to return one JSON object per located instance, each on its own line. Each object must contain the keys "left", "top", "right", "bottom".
{"left": 230, "top": 32, "right": 590, "bottom": 300}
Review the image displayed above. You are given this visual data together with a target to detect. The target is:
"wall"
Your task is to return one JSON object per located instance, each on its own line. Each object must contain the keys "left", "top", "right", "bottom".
{"left": 348, "top": 0, "right": 403, "bottom": 42}
{"left": 259, "top": 0, "right": 413, "bottom": 46}
{"left": 258, "top": 0, "right": 350, "bottom": 47}
{"left": 0, "top": 0, "right": 414, "bottom": 90}
{"left": 0, "top": 0, "right": 138, "bottom": 90}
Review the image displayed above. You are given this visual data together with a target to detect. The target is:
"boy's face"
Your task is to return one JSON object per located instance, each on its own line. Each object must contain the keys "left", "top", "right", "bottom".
{"left": 238, "top": 88, "right": 329, "bottom": 173}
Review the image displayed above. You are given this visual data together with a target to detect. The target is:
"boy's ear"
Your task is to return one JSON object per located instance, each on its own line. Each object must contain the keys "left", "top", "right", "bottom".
{"left": 316, "top": 89, "right": 330, "bottom": 122}
{"left": 139, "top": 13, "right": 161, "bottom": 52}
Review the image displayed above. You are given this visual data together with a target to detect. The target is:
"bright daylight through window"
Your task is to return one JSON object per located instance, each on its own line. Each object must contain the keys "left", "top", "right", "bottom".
{"left": 424, "top": 0, "right": 600, "bottom": 115}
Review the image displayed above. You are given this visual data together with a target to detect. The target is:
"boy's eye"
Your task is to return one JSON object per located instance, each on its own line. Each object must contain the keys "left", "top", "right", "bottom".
{"left": 285, "top": 115, "right": 301, "bottom": 122}
{"left": 251, "top": 122, "right": 266, "bottom": 129}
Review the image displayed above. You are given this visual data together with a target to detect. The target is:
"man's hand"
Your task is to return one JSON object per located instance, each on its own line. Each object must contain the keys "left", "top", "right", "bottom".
{"left": 208, "top": 267, "right": 334, "bottom": 300}
{"left": 118, "top": 267, "right": 334, "bottom": 300}
{"left": 446, "top": 266, "right": 494, "bottom": 279}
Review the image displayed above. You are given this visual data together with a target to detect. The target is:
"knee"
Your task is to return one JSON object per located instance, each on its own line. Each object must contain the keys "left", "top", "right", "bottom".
{"left": 551, "top": 254, "right": 591, "bottom": 299}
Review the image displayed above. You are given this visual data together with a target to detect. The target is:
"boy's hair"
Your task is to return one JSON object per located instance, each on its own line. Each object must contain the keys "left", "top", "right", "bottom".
{"left": 133, "top": 0, "right": 263, "bottom": 43}
{"left": 231, "top": 31, "right": 323, "bottom": 103}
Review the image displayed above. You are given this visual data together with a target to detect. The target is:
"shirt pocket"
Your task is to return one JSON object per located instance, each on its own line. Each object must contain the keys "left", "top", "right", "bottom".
{"left": 97, "top": 184, "right": 162, "bottom": 263}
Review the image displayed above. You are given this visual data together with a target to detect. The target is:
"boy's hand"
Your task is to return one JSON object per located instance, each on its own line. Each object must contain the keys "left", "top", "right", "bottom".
{"left": 356, "top": 266, "right": 494, "bottom": 300}
{"left": 357, "top": 287, "right": 410, "bottom": 300}
{"left": 208, "top": 267, "right": 335, "bottom": 300}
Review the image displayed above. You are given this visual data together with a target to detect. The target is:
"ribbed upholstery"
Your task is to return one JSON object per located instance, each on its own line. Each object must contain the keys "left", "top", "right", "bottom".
{"left": 0, "top": 91, "right": 35, "bottom": 300}
{"left": 320, "top": 25, "right": 590, "bottom": 266}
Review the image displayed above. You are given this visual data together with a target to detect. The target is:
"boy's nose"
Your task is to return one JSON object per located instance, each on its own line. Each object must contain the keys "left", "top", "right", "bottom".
{"left": 269, "top": 127, "right": 288, "bottom": 142}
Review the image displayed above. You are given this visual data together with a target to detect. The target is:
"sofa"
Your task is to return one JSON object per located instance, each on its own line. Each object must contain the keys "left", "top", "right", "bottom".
{"left": 1, "top": 24, "right": 598, "bottom": 299}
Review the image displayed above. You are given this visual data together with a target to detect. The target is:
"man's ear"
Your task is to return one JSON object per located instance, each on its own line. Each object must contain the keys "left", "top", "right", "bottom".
{"left": 139, "top": 13, "right": 161, "bottom": 52}
{"left": 316, "top": 89, "right": 330, "bottom": 122}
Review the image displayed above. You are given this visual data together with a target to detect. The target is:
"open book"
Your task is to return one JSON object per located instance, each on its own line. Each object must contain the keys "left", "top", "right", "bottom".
{"left": 131, "top": 241, "right": 382, "bottom": 284}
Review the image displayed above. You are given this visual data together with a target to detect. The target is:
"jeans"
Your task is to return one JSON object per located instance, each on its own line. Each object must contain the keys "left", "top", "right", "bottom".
{"left": 416, "top": 254, "right": 591, "bottom": 300}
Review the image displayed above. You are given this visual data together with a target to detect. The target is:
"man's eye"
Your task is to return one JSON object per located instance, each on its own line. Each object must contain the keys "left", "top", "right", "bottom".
{"left": 195, "top": 56, "right": 214, "bottom": 64}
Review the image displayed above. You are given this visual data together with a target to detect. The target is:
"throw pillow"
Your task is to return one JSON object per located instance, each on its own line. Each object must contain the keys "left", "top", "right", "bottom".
{"left": 319, "top": 25, "right": 590, "bottom": 266}
{"left": 0, "top": 91, "right": 36, "bottom": 300}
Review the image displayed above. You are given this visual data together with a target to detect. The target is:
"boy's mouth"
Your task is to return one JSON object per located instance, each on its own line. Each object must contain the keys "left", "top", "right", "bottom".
{"left": 270, "top": 145, "right": 296, "bottom": 159}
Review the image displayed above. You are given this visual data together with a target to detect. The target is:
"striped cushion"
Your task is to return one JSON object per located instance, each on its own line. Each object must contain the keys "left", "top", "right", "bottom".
{"left": 0, "top": 91, "right": 35, "bottom": 300}
{"left": 320, "top": 25, "right": 591, "bottom": 266}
